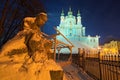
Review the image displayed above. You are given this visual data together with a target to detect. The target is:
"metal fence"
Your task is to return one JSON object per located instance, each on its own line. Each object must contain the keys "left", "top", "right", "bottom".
{"left": 72, "top": 53, "right": 120, "bottom": 80}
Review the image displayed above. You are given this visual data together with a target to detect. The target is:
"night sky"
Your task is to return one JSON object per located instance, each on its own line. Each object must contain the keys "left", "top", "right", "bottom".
{"left": 40, "top": 0, "right": 120, "bottom": 44}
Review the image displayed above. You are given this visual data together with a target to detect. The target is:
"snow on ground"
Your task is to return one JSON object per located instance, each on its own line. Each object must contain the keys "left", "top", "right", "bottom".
{"left": 58, "top": 61, "right": 95, "bottom": 80}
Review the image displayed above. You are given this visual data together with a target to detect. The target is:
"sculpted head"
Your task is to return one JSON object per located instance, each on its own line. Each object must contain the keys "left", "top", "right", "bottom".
{"left": 35, "top": 12, "right": 48, "bottom": 27}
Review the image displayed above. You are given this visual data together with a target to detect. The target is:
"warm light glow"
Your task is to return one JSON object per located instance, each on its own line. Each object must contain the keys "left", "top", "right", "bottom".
{"left": 102, "top": 40, "right": 120, "bottom": 55}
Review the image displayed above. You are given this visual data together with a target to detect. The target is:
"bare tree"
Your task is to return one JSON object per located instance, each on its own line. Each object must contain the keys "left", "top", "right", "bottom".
{"left": 0, "top": 0, "right": 45, "bottom": 48}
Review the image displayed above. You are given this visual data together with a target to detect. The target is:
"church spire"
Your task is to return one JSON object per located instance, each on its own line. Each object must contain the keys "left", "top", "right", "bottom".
{"left": 61, "top": 9, "right": 64, "bottom": 16}
{"left": 69, "top": 7, "right": 71, "bottom": 11}
{"left": 77, "top": 10, "right": 80, "bottom": 16}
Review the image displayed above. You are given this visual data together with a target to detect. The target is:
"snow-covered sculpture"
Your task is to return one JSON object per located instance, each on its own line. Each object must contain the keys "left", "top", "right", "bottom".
{"left": 0, "top": 12, "right": 52, "bottom": 62}
{"left": 0, "top": 13, "right": 66, "bottom": 80}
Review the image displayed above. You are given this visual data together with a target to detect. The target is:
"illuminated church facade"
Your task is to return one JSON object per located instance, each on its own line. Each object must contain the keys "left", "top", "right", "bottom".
{"left": 57, "top": 8, "right": 100, "bottom": 53}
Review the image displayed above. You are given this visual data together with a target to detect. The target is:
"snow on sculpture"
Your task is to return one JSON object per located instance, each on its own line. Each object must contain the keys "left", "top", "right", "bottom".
{"left": 0, "top": 12, "right": 66, "bottom": 80}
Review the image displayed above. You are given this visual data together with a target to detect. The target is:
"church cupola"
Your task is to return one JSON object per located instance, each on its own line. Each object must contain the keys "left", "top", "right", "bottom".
{"left": 68, "top": 7, "right": 73, "bottom": 16}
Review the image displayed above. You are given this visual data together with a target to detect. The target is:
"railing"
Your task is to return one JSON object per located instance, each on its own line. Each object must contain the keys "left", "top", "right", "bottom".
{"left": 100, "top": 55, "right": 120, "bottom": 80}
{"left": 72, "top": 53, "right": 120, "bottom": 80}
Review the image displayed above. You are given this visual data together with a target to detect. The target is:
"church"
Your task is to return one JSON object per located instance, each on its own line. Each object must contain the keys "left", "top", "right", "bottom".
{"left": 57, "top": 8, "right": 100, "bottom": 53}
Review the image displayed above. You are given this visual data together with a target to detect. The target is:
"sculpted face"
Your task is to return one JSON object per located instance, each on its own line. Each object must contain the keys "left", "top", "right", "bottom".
{"left": 35, "top": 12, "right": 48, "bottom": 27}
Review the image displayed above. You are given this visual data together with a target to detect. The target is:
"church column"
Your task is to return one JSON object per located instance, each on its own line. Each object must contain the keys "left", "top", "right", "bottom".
{"left": 82, "top": 27, "right": 85, "bottom": 36}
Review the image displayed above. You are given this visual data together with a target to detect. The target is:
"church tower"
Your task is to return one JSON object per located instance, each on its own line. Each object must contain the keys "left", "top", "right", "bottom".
{"left": 60, "top": 9, "right": 64, "bottom": 24}
{"left": 76, "top": 10, "right": 86, "bottom": 36}
{"left": 77, "top": 10, "right": 81, "bottom": 25}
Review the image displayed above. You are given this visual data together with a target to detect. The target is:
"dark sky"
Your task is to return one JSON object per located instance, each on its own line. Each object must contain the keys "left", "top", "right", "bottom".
{"left": 40, "top": 0, "right": 120, "bottom": 44}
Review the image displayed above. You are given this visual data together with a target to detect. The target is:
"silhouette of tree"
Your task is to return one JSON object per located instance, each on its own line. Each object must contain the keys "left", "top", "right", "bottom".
{"left": 0, "top": 0, "right": 45, "bottom": 48}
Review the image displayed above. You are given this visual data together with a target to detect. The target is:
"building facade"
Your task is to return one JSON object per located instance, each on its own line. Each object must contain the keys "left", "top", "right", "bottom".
{"left": 101, "top": 40, "right": 120, "bottom": 54}
{"left": 57, "top": 8, "right": 100, "bottom": 53}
